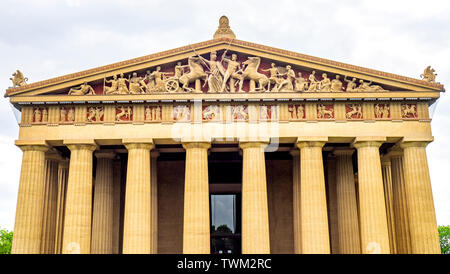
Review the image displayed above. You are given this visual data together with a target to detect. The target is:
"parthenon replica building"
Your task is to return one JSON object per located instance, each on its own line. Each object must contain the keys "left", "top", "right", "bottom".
{"left": 6, "top": 16, "right": 444, "bottom": 254}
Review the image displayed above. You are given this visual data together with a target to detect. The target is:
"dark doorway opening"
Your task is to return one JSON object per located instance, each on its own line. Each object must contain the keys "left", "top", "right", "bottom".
{"left": 209, "top": 150, "right": 242, "bottom": 254}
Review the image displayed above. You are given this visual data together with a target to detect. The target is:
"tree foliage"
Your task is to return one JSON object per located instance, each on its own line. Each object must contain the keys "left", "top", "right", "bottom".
{"left": 0, "top": 228, "right": 13, "bottom": 254}
{"left": 438, "top": 225, "right": 450, "bottom": 254}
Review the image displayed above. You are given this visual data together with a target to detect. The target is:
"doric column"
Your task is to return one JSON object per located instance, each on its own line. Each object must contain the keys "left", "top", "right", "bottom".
{"left": 182, "top": 142, "right": 211, "bottom": 254}
{"left": 11, "top": 141, "right": 48, "bottom": 254}
{"left": 62, "top": 140, "right": 97, "bottom": 254}
{"left": 326, "top": 154, "right": 339, "bottom": 254}
{"left": 122, "top": 139, "right": 154, "bottom": 254}
{"left": 297, "top": 139, "right": 330, "bottom": 254}
{"left": 334, "top": 148, "right": 361, "bottom": 254}
{"left": 400, "top": 141, "right": 440, "bottom": 253}
{"left": 353, "top": 139, "right": 390, "bottom": 254}
{"left": 55, "top": 159, "right": 69, "bottom": 254}
{"left": 388, "top": 147, "right": 412, "bottom": 253}
{"left": 91, "top": 151, "right": 115, "bottom": 254}
{"left": 240, "top": 141, "right": 270, "bottom": 254}
{"left": 112, "top": 158, "right": 121, "bottom": 254}
{"left": 40, "top": 151, "right": 61, "bottom": 254}
{"left": 290, "top": 150, "right": 301, "bottom": 254}
{"left": 381, "top": 156, "right": 397, "bottom": 254}
{"left": 151, "top": 151, "right": 160, "bottom": 254}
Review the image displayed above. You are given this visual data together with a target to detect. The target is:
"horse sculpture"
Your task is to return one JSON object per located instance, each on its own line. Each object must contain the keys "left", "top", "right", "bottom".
{"left": 236, "top": 57, "right": 269, "bottom": 92}
{"left": 178, "top": 56, "right": 208, "bottom": 92}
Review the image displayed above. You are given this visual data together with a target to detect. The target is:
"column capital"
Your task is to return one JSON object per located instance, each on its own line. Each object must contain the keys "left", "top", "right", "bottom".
{"left": 182, "top": 142, "right": 211, "bottom": 150}
{"left": 95, "top": 151, "right": 116, "bottom": 159}
{"left": 239, "top": 141, "right": 268, "bottom": 150}
{"left": 352, "top": 137, "right": 386, "bottom": 149}
{"left": 15, "top": 140, "right": 49, "bottom": 152}
{"left": 64, "top": 139, "right": 97, "bottom": 152}
{"left": 123, "top": 138, "right": 154, "bottom": 151}
{"left": 124, "top": 143, "right": 155, "bottom": 150}
{"left": 333, "top": 148, "right": 355, "bottom": 156}
{"left": 296, "top": 141, "right": 326, "bottom": 149}
{"left": 352, "top": 141, "right": 383, "bottom": 149}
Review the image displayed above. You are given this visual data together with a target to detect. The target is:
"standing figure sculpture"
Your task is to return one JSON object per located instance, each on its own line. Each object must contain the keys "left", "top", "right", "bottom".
{"left": 67, "top": 108, "right": 75, "bottom": 122}
{"left": 142, "top": 70, "right": 155, "bottom": 93}
{"left": 199, "top": 51, "right": 225, "bottom": 93}
{"left": 330, "top": 75, "right": 344, "bottom": 92}
{"left": 236, "top": 56, "right": 269, "bottom": 92}
{"left": 174, "top": 62, "right": 188, "bottom": 78}
{"left": 117, "top": 73, "right": 129, "bottom": 94}
{"left": 104, "top": 75, "right": 119, "bottom": 94}
{"left": 68, "top": 81, "right": 96, "bottom": 95}
{"left": 60, "top": 108, "right": 67, "bottom": 122}
{"left": 221, "top": 53, "right": 241, "bottom": 93}
{"left": 277, "top": 65, "right": 295, "bottom": 92}
{"left": 34, "top": 108, "right": 41, "bottom": 122}
{"left": 42, "top": 108, "right": 48, "bottom": 123}
{"left": 307, "top": 71, "right": 319, "bottom": 92}
{"left": 262, "top": 63, "right": 282, "bottom": 92}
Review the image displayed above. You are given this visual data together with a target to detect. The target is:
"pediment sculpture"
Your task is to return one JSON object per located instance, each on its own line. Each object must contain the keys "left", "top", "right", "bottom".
{"left": 66, "top": 51, "right": 394, "bottom": 96}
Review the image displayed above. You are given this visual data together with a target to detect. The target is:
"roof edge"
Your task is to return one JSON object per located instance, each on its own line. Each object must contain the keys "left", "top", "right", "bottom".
{"left": 5, "top": 37, "right": 444, "bottom": 97}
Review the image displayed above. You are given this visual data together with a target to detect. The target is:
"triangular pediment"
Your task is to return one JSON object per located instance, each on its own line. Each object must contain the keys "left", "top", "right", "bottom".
{"left": 5, "top": 38, "right": 444, "bottom": 100}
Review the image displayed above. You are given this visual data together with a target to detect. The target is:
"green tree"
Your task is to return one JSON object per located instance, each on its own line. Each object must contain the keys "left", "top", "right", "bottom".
{"left": 0, "top": 228, "right": 13, "bottom": 254}
{"left": 438, "top": 225, "right": 450, "bottom": 254}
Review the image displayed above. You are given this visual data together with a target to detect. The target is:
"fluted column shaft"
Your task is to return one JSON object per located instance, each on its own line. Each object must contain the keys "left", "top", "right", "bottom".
{"left": 112, "top": 159, "right": 121, "bottom": 254}
{"left": 290, "top": 150, "right": 301, "bottom": 254}
{"left": 123, "top": 142, "right": 154, "bottom": 254}
{"left": 401, "top": 141, "right": 440, "bottom": 253}
{"left": 151, "top": 151, "right": 159, "bottom": 254}
{"left": 40, "top": 154, "right": 60, "bottom": 254}
{"left": 91, "top": 152, "right": 115, "bottom": 254}
{"left": 354, "top": 141, "right": 390, "bottom": 254}
{"left": 182, "top": 142, "right": 211, "bottom": 254}
{"left": 381, "top": 157, "right": 397, "bottom": 254}
{"left": 390, "top": 152, "right": 412, "bottom": 253}
{"left": 55, "top": 160, "right": 69, "bottom": 254}
{"left": 62, "top": 143, "right": 96, "bottom": 254}
{"left": 327, "top": 155, "right": 339, "bottom": 254}
{"left": 297, "top": 141, "right": 330, "bottom": 254}
{"left": 12, "top": 144, "right": 48, "bottom": 254}
{"left": 240, "top": 142, "right": 270, "bottom": 254}
{"left": 335, "top": 149, "right": 361, "bottom": 254}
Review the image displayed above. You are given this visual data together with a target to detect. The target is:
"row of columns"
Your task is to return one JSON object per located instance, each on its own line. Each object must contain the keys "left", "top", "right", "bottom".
{"left": 291, "top": 139, "right": 440, "bottom": 254}
{"left": 11, "top": 138, "right": 440, "bottom": 254}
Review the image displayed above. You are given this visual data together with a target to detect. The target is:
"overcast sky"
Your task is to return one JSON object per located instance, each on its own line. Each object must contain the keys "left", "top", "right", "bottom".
{"left": 0, "top": 0, "right": 449, "bottom": 230}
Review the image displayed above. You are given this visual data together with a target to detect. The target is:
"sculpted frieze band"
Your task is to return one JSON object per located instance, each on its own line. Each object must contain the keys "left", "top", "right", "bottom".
{"left": 21, "top": 100, "right": 424, "bottom": 126}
